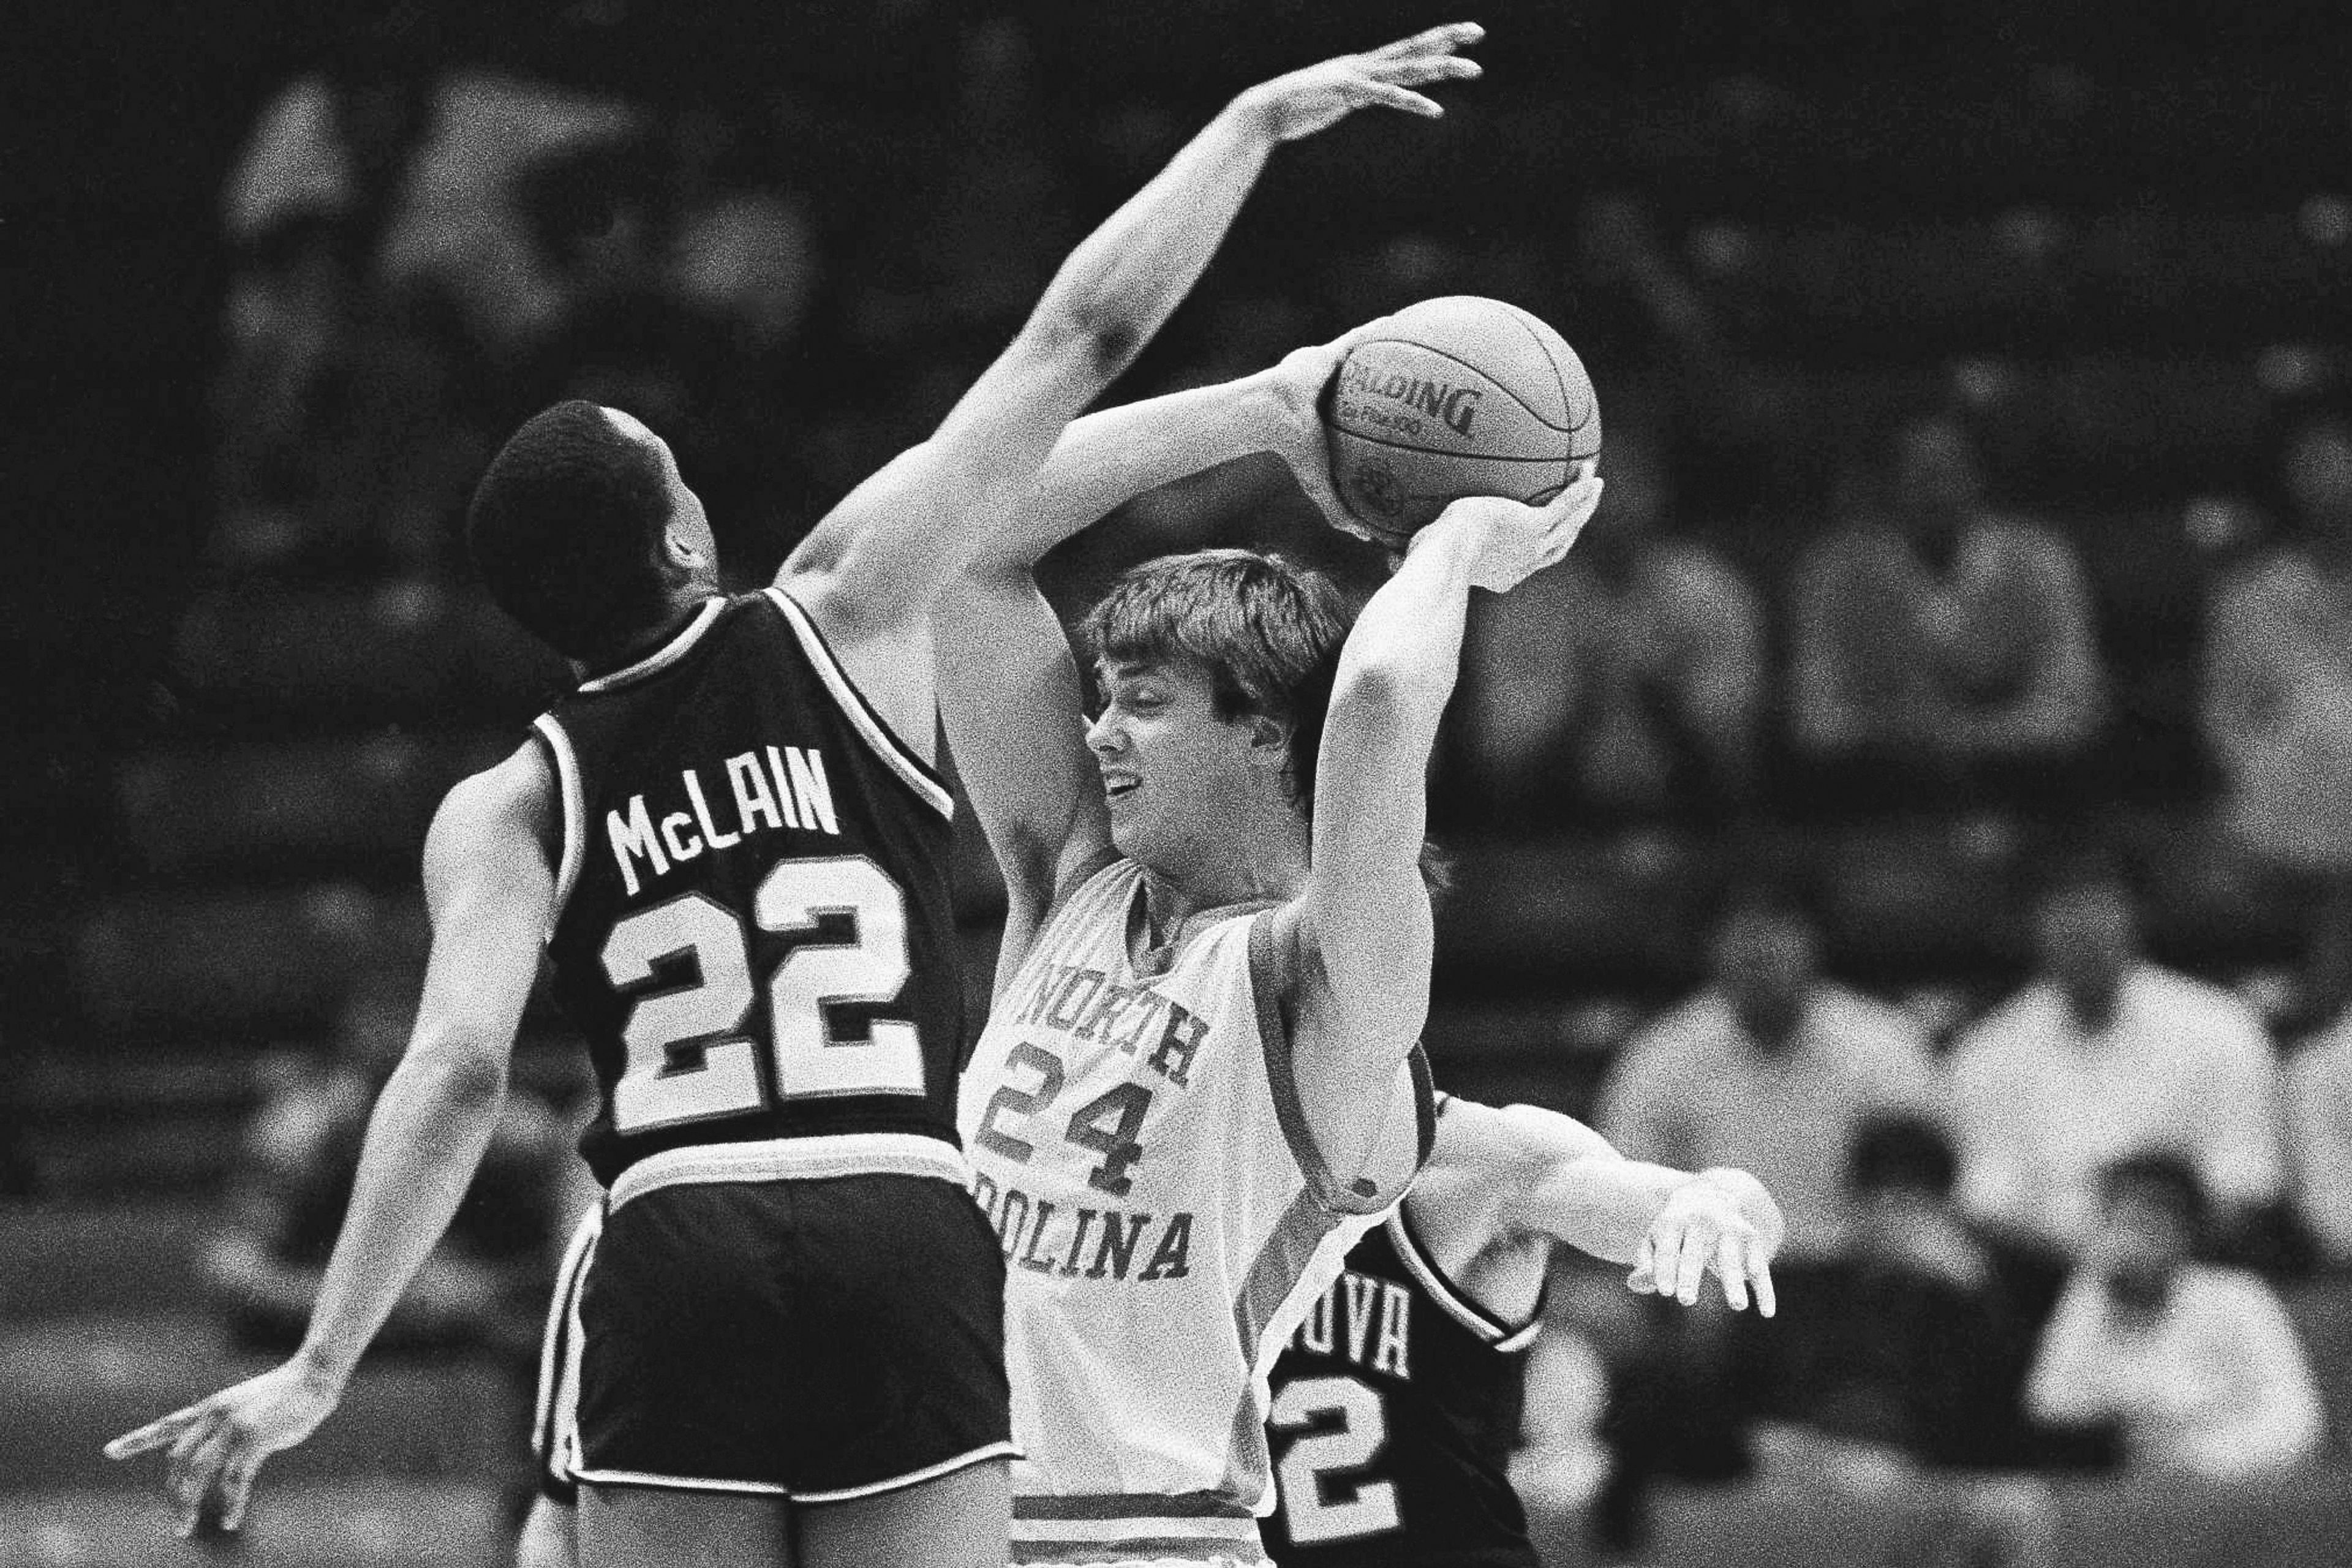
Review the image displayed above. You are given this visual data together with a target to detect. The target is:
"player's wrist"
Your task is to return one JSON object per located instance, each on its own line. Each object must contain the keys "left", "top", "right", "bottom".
{"left": 1221, "top": 86, "right": 1284, "bottom": 148}
{"left": 288, "top": 1340, "right": 354, "bottom": 1399}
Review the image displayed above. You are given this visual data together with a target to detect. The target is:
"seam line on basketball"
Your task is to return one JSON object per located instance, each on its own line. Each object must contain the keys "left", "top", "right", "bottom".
{"left": 1499, "top": 303, "right": 1577, "bottom": 434}
{"left": 1347, "top": 337, "right": 1586, "bottom": 435}
{"left": 1331, "top": 425, "right": 1578, "bottom": 464}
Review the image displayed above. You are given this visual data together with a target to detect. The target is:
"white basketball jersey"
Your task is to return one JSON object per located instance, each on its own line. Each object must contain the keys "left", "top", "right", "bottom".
{"left": 959, "top": 859, "right": 1433, "bottom": 1565}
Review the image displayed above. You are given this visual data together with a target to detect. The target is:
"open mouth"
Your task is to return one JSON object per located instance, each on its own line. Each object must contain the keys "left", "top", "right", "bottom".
{"left": 1102, "top": 773, "right": 1139, "bottom": 801}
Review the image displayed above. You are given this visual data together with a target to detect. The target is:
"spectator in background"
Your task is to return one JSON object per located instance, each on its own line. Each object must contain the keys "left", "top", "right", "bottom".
{"left": 1760, "top": 1114, "right": 2065, "bottom": 1473}
{"left": 2285, "top": 1014, "right": 2352, "bottom": 1268}
{"left": 2204, "top": 413, "right": 2352, "bottom": 1020}
{"left": 202, "top": 961, "right": 586, "bottom": 1367}
{"left": 1950, "top": 856, "right": 2286, "bottom": 1261}
{"left": 1529, "top": 1257, "right": 1753, "bottom": 1567}
{"left": 216, "top": 47, "right": 435, "bottom": 511}
{"left": 1454, "top": 428, "right": 1766, "bottom": 825}
{"left": 1599, "top": 882, "right": 1942, "bottom": 1265}
{"left": 2026, "top": 1152, "right": 2322, "bottom": 1481}
{"left": 1789, "top": 415, "right": 2105, "bottom": 812}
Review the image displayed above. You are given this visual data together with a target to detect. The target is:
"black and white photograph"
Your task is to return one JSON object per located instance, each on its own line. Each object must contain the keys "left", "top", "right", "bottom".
{"left": 9, "top": 3, "right": 2352, "bottom": 1566}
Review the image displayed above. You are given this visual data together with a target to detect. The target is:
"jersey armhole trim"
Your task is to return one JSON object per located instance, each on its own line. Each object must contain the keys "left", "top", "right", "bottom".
{"left": 761, "top": 586, "right": 956, "bottom": 820}
{"left": 1387, "top": 1199, "right": 1543, "bottom": 1351}
{"left": 1250, "top": 911, "right": 1390, "bottom": 1217}
{"left": 530, "top": 714, "right": 587, "bottom": 927}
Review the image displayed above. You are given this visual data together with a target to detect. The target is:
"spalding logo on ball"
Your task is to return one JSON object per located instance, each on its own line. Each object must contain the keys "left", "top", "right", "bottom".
{"left": 1320, "top": 295, "right": 1602, "bottom": 547}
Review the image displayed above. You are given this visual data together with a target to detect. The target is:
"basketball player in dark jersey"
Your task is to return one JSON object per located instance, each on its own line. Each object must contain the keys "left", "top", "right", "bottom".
{"left": 1264, "top": 1095, "right": 1782, "bottom": 1568}
{"left": 107, "top": 31, "right": 1487, "bottom": 1568}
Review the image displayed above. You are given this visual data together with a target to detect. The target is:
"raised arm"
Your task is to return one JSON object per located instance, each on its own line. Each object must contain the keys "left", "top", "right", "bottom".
{"left": 780, "top": 26, "right": 1485, "bottom": 753}
{"left": 1266, "top": 475, "right": 1604, "bottom": 1188}
{"left": 107, "top": 747, "right": 556, "bottom": 1534}
{"left": 939, "top": 341, "right": 1369, "bottom": 972}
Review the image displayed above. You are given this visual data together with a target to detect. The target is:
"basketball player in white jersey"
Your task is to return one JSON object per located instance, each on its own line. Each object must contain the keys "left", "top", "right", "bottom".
{"left": 934, "top": 309, "right": 1604, "bottom": 1563}
{"left": 106, "top": 29, "right": 1489, "bottom": 1568}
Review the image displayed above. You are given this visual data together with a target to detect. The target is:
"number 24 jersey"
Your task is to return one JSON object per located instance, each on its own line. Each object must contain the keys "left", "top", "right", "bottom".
{"left": 958, "top": 857, "right": 1433, "bottom": 1565}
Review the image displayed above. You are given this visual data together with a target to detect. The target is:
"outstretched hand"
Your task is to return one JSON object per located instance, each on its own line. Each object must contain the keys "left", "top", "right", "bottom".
{"left": 104, "top": 1358, "right": 342, "bottom": 1536}
{"left": 1413, "top": 464, "right": 1604, "bottom": 592}
{"left": 1234, "top": 23, "right": 1485, "bottom": 144}
{"left": 1627, "top": 1175, "right": 1779, "bottom": 1316}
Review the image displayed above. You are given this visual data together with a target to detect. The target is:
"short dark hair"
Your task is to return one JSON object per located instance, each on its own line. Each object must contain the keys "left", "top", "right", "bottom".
{"left": 2098, "top": 1148, "right": 2209, "bottom": 1235}
{"left": 1847, "top": 1112, "right": 1958, "bottom": 1197}
{"left": 1078, "top": 549, "right": 1350, "bottom": 816}
{"left": 466, "top": 401, "right": 676, "bottom": 660}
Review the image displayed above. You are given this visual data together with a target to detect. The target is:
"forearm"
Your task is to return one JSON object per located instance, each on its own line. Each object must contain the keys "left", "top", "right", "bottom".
{"left": 1031, "top": 101, "right": 1275, "bottom": 379}
{"left": 983, "top": 375, "right": 1279, "bottom": 572}
{"left": 1528, "top": 1155, "right": 1687, "bottom": 1265}
{"left": 1526, "top": 1158, "right": 1781, "bottom": 1267}
{"left": 293, "top": 1044, "right": 508, "bottom": 1385}
{"left": 1330, "top": 524, "right": 1480, "bottom": 761}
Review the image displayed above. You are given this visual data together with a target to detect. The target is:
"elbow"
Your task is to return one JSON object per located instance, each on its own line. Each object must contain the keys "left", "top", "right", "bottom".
{"left": 1332, "top": 657, "right": 1449, "bottom": 745}
{"left": 1025, "top": 297, "right": 1142, "bottom": 384}
{"left": 415, "top": 1033, "right": 510, "bottom": 1113}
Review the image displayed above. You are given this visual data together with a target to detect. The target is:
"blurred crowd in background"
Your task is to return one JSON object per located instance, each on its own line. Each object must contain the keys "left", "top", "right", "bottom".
{"left": 11, "top": 2, "right": 2352, "bottom": 1564}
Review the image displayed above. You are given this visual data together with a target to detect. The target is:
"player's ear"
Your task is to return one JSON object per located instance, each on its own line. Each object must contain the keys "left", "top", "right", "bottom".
{"left": 1246, "top": 712, "right": 1291, "bottom": 763}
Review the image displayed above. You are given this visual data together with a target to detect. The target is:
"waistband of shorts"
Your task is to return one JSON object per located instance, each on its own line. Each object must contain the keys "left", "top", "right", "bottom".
{"left": 608, "top": 1133, "right": 971, "bottom": 1210}
{"left": 1011, "top": 1493, "right": 1262, "bottom": 1561}
{"left": 1012, "top": 1551, "right": 1266, "bottom": 1567}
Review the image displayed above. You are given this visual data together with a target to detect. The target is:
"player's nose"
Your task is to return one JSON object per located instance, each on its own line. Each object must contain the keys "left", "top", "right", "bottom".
{"left": 1084, "top": 707, "right": 1124, "bottom": 755}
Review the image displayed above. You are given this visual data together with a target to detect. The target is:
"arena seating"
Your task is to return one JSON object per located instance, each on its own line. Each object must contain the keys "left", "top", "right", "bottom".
{"left": 15, "top": 12, "right": 2352, "bottom": 1563}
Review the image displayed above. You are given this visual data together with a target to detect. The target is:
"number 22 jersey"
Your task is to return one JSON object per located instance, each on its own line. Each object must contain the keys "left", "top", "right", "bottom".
{"left": 535, "top": 589, "right": 967, "bottom": 1196}
{"left": 959, "top": 858, "right": 1434, "bottom": 1565}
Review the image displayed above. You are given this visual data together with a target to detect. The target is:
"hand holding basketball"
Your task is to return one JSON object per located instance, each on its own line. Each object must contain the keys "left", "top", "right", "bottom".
{"left": 1261, "top": 323, "right": 1396, "bottom": 542}
{"left": 1322, "top": 296, "right": 1604, "bottom": 547}
{"left": 1232, "top": 23, "right": 1484, "bottom": 144}
{"left": 1411, "top": 464, "right": 1602, "bottom": 594}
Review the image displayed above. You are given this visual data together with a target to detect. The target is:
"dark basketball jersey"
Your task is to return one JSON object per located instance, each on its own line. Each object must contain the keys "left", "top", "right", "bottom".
{"left": 1264, "top": 1205, "right": 1542, "bottom": 1568}
{"left": 533, "top": 590, "right": 965, "bottom": 1191}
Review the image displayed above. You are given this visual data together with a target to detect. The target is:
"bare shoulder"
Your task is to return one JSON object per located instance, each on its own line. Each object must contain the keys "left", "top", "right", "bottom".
{"left": 423, "top": 742, "right": 557, "bottom": 887}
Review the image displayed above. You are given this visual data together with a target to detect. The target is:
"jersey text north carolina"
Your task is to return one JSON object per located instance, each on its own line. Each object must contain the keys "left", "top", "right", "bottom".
{"left": 960, "top": 859, "right": 1431, "bottom": 1565}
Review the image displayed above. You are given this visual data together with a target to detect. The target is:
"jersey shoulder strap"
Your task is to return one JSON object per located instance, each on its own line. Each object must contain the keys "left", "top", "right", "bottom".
{"left": 1386, "top": 1203, "right": 1542, "bottom": 1351}
{"left": 758, "top": 586, "right": 953, "bottom": 820}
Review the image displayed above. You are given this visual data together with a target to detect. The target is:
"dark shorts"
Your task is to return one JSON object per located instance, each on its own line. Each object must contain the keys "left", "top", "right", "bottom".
{"left": 532, "top": 1206, "right": 600, "bottom": 1504}
{"left": 564, "top": 1171, "right": 1012, "bottom": 1501}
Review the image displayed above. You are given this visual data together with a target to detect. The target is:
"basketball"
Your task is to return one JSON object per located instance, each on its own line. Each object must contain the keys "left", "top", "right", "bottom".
{"left": 1320, "top": 296, "right": 1602, "bottom": 546}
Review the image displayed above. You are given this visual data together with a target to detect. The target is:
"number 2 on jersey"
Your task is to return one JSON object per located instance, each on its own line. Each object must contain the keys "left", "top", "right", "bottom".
{"left": 601, "top": 854, "right": 922, "bottom": 1133}
{"left": 1270, "top": 1374, "right": 1401, "bottom": 1545}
